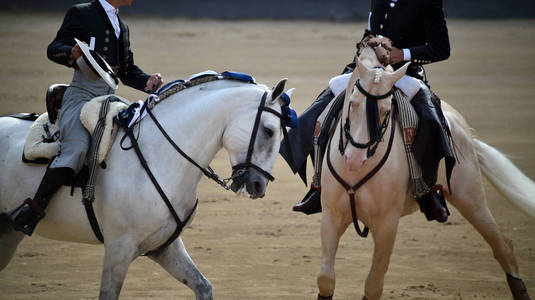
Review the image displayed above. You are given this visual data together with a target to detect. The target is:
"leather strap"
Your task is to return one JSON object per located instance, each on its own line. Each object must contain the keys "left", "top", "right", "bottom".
{"left": 326, "top": 102, "right": 398, "bottom": 237}
{"left": 125, "top": 127, "right": 198, "bottom": 255}
{"left": 84, "top": 201, "right": 104, "bottom": 242}
{"left": 24, "top": 198, "right": 45, "bottom": 218}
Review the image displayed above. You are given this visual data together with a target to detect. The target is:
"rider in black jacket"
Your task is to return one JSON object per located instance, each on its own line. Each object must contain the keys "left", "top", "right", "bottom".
{"left": 8, "top": 0, "right": 163, "bottom": 235}
{"left": 281, "top": 0, "right": 455, "bottom": 222}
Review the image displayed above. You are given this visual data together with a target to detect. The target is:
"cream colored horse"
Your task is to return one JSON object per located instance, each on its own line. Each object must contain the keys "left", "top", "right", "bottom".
{"left": 317, "top": 47, "right": 534, "bottom": 300}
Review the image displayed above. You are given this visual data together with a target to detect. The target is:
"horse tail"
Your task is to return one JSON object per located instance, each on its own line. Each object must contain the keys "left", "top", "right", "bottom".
{"left": 474, "top": 138, "right": 535, "bottom": 220}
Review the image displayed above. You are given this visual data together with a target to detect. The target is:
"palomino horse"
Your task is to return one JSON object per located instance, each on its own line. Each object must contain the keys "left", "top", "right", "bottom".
{"left": 316, "top": 47, "right": 534, "bottom": 300}
{"left": 0, "top": 77, "right": 293, "bottom": 300}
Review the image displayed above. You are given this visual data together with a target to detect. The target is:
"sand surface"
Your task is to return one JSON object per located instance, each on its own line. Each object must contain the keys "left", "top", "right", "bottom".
{"left": 0, "top": 14, "right": 534, "bottom": 299}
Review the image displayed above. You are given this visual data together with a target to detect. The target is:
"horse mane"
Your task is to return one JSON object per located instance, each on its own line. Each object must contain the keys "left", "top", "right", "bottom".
{"left": 155, "top": 72, "right": 267, "bottom": 105}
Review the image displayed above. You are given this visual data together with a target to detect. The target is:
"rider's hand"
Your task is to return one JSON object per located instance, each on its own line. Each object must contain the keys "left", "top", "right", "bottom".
{"left": 389, "top": 47, "right": 404, "bottom": 65}
{"left": 70, "top": 44, "right": 82, "bottom": 61}
{"left": 146, "top": 73, "right": 163, "bottom": 93}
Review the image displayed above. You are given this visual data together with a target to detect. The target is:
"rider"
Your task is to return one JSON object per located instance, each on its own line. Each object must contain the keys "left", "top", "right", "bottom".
{"left": 8, "top": 0, "right": 163, "bottom": 235}
{"left": 280, "top": 0, "right": 455, "bottom": 222}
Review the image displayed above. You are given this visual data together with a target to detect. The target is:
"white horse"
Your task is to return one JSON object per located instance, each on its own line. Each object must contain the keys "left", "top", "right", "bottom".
{"left": 316, "top": 47, "right": 535, "bottom": 300}
{"left": 0, "top": 78, "right": 293, "bottom": 300}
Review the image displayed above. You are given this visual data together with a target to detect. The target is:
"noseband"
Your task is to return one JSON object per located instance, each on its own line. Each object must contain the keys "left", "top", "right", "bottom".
{"left": 339, "top": 79, "right": 394, "bottom": 158}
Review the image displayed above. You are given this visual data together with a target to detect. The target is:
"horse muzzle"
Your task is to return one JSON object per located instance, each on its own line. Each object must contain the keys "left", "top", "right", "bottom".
{"left": 230, "top": 168, "right": 269, "bottom": 199}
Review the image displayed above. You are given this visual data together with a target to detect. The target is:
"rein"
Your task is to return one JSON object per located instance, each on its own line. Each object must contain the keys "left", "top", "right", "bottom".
{"left": 329, "top": 80, "right": 398, "bottom": 238}
{"left": 116, "top": 90, "right": 287, "bottom": 254}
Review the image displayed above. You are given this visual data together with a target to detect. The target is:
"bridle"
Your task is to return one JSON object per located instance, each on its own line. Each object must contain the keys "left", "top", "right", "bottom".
{"left": 230, "top": 91, "right": 295, "bottom": 190}
{"left": 328, "top": 78, "right": 398, "bottom": 238}
{"left": 111, "top": 89, "right": 293, "bottom": 255}
{"left": 339, "top": 79, "right": 394, "bottom": 158}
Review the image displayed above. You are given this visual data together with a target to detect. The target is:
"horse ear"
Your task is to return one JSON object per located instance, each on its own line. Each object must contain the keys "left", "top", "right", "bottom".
{"left": 388, "top": 61, "right": 410, "bottom": 85}
{"left": 271, "top": 78, "right": 288, "bottom": 101}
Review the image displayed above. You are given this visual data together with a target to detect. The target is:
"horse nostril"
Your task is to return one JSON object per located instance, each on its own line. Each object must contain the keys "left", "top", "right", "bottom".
{"left": 254, "top": 181, "right": 263, "bottom": 193}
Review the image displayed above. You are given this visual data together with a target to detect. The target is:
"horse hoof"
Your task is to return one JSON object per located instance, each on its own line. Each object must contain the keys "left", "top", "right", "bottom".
{"left": 507, "top": 274, "right": 531, "bottom": 300}
{"left": 317, "top": 294, "right": 333, "bottom": 300}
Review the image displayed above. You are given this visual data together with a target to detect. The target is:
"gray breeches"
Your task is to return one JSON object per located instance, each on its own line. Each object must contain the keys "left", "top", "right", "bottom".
{"left": 49, "top": 70, "right": 113, "bottom": 174}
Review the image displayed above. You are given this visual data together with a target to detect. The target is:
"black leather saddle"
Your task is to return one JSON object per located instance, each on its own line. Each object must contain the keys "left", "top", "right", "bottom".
{"left": 46, "top": 84, "right": 69, "bottom": 123}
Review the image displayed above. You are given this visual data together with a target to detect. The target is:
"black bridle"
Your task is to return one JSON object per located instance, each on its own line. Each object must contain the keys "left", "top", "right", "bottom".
{"left": 113, "top": 90, "right": 292, "bottom": 255}
{"left": 230, "top": 91, "right": 295, "bottom": 190}
{"left": 339, "top": 79, "right": 394, "bottom": 158}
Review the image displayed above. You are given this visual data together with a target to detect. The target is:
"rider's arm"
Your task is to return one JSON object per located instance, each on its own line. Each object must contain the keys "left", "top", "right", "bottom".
{"left": 47, "top": 6, "right": 85, "bottom": 68}
{"left": 406, "top": 0, "right": 450, "bottom": 65}
{"left": 117, "top": 24, "right": 151, "bottom": 93}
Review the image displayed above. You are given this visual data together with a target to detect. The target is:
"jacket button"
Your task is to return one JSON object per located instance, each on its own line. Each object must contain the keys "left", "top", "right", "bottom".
{"left": 103, "top": 46, "right": 108, "bottom": 51}
{"left": 380, "top": 24, "right": 383, "bottom": 29}
{"left": 105, "top": 30, "right": 110, "bottom": 35}
{"left": 102, "top": 55, "right": 107, "bottom": 60}
{"left": 105, "top": 37, "right": 110, "bottom": 43}
{"left": 390, "top": 2, "right": 395, "bottom": 7}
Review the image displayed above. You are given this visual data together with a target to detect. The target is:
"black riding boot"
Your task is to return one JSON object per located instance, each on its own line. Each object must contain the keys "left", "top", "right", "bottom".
{"left": 293, "top": 90, "right": 348, "bottom": 216}
{"left": 7, "top": 167, "right": 72, "bottom": 236}
{"left": 289, "top": 89, "right": 337, "bottom": 215}
{"left": 416, "top": 185, "right": 450, "bottom": 223}
{"left": 293, "top": 187, "right": 322, "bottom": 215}
{"left": 411, "top": 83, "right": 455, "bottom": 223}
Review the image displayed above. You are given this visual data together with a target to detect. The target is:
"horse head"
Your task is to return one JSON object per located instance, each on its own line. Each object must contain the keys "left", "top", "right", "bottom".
{"left": 342, "top": 47, "right": 409, "bottom": 171}
{"left": 224, "top": 78, "right": 294, "bottom": 198}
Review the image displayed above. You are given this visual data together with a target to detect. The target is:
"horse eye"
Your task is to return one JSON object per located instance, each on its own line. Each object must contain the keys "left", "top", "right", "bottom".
{"left": 263, "top": 126, "right": 274, "bottom": 138}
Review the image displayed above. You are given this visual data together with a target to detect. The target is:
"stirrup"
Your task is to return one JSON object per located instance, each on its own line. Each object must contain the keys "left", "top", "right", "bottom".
{"left": 7, "top": 198, "right": 45, "bottom": 236}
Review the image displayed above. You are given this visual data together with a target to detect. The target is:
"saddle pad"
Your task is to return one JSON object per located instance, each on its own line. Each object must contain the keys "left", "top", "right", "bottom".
{"left": 80, "top": 95, "right": 130, "bottom": 164}
{"left": 23, "top": 113, "right": 60, "bottom": 162}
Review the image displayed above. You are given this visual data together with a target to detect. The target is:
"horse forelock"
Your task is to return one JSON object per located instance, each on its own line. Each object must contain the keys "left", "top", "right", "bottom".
{"left": 359, "top": 47, "right": 382, "bottom": 69}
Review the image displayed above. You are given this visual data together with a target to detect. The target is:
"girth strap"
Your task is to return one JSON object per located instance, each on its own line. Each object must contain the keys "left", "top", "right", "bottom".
{"left": 82, "top": 96, "right": 111, "bottom": 243}
{"left": 326, "top": 101, "right": 398, "bottom": 238}
{"left": 84, "top": 201, "right": 104, "bottom": 242}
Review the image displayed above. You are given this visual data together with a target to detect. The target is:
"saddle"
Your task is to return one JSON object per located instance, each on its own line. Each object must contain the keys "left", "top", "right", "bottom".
{"left": 46, "top": 84, "right": 69, "bottom": 124}
{"left": 23, "top": 84, "right": 130, "bottom": 165}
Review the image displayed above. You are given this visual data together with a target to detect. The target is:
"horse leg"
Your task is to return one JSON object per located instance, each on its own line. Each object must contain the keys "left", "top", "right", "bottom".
{"left": 0, "top": 214, "right": 25, "bottom": 270}
{"left": 99, "top": 239, "right": 138, "bottom": 300}
{"left": 363, "top": 215, "right": 399, "bottom": 300}
{"left": 447, "top": 159, "right": 529, "bottom": 299}
{"left": 149, "top": 237, "right": 212, "bottom": 300}
{"left": 317, "top": 209, "right": 349, "bottom": 299}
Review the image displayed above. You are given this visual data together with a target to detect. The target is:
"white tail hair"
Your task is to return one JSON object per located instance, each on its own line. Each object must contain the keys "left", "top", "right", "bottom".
{"left": 475, "top": 139, "right": 535, "bottom": 220}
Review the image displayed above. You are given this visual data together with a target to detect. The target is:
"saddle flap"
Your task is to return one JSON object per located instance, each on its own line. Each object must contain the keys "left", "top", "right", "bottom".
{"left": 46, "top": 84, "right": 69, "bottom": 124}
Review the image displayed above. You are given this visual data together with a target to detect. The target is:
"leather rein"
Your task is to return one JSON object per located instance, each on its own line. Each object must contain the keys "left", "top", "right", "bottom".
{"left": 328, "top": 79, "right": 398, "bottom": 238}
{"left": 118, "top": 90, "right": 289, "bottom": 255}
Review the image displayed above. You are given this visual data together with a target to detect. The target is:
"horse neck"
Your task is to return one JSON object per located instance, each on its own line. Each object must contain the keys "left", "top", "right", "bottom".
{"left": 143, "top": 88, "right": 229, "bottom": 167}
{"left": 140, "top": 83, "right": 263, "bottom": 173}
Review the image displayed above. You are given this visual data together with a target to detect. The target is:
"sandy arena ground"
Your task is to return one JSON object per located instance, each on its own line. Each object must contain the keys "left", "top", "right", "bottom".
{"left": 0, "top": 13, "right": 534, "bottom": 300}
